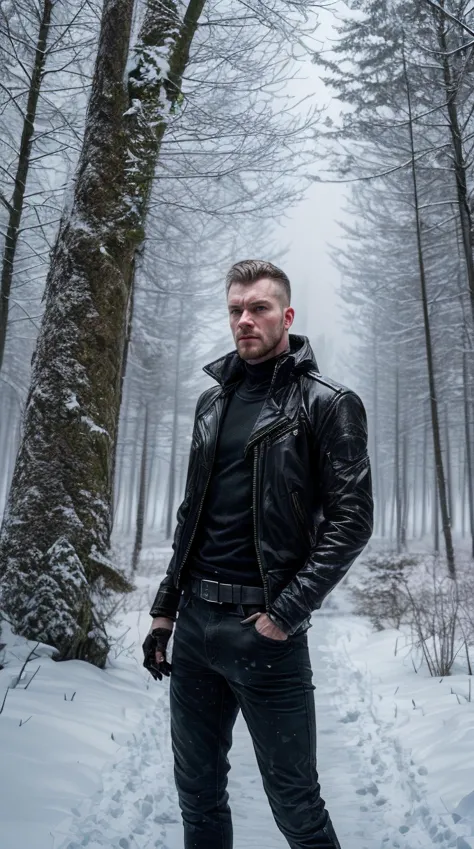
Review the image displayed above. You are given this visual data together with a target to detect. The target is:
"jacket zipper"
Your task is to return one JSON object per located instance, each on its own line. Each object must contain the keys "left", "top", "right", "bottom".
{"left": 250, "top": 359, "right": 283, "bottom": 612}
{"left": 265, "top": 422, "right": 299, "bottom": 444}
{"left": 253, "top": 444, "right": 270, "bottom": 612}
{"left": 176, "top": 399, "right": 225, "bottom": 588}
{"left": 245, "top": 360, "right": 289, "bottom": 455}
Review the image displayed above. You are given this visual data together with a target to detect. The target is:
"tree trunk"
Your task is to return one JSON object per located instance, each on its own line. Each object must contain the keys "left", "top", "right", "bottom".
{"left": 403, "top": 45, "right": 456, "bottom": 577}
{"left": 461, "top": 447, "right": 466, "bottom": 539}
{"left": 379, "top": 469, "right": 386, "bottom": 538}
{"left": 435, "top": 6, "right": 474, "bottom": 326}
{"left": 152, "top": 457, "right": 163, "bottom": 531}
{"left": 412, "top": 429, "right": 418, "bottom": 539}
{"left": 0, "top": 0, "right": 53, "bottom": 372}
{"left": 0, "top": 0, "right": 206, "bottom": 665}
{"left": 400, "top": 425, "right": 408, "bottom": 550}
{"left": 166, "top": 298, "right": 184, "bottom": 539}
{"left": 371, "top": 317, "right": 380, "bottom": 535}
{"left": 390, "top": 470, "right": 396, "bottom": 545}
{"left": 395, "top": 365, "right": 402, "bottom": 553}
{"left": 444, "top": 402, "right": 453, "bottom": 530}
{"left": 110, "top": 262, "right": 136, "bottom": 529}
{"left": 462, "top": 341, "right": 474, "bottom": 557}
{"left": 421, "top": 415, "right": 428, "bottom": 539}
{"left": 126, "top": 412, "right": 142, "bottom": 537}
{"left": 0, "top": 388, "right": 20, "bottom": 519}
{"left": 146, "top": 414, "right": 160, "bottom": 533}
{"left": 132, "top": 403, "right": 148, "bottom": 572}
{"left": 433, "top": 458, "right": 439, "bottom": 554}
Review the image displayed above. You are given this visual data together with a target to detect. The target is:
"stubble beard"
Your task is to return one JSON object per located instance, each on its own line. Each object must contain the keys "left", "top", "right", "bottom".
{"left": 237, "top": 318, "right": 286, "bottom": 362}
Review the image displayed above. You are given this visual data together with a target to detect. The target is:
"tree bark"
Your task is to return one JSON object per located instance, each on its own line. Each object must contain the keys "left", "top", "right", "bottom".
{"left": 0, "top": 0, "right": 206, "bottom": 665}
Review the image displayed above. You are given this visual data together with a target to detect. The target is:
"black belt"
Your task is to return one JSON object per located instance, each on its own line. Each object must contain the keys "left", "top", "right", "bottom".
{"left": 190, "top": 578, "right": 265, "bottom": 606}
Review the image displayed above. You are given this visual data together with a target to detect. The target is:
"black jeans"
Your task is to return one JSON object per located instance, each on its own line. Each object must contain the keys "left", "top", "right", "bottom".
{"left": 170, "top": 588, "right": 342, "bottom": 849}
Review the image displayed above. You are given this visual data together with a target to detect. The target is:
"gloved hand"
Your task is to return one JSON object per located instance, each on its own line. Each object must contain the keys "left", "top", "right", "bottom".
{"left": 142, "top": 627, "right": 173, "bottom": 681}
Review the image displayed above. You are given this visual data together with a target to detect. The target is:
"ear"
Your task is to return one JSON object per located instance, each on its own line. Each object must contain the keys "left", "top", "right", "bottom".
{"left": 284, "top": 306, "right": 295, "bottom": 329}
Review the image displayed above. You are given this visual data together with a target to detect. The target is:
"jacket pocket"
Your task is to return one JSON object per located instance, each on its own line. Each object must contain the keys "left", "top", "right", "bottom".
{"left": 291, "top": 491, "right": 314, "bottom": 543}
{"left": 291, "top": 490, "right": 306, "bottom": 529}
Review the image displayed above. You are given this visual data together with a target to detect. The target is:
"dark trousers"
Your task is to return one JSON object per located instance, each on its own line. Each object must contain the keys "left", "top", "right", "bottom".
{"left": 170, "top": 589, "right": 342, "bottom": 849}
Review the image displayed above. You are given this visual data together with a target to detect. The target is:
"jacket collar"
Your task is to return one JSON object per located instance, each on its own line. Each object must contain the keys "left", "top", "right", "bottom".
{"left": 203, "top": 334, "right": 318, "bottom": 391}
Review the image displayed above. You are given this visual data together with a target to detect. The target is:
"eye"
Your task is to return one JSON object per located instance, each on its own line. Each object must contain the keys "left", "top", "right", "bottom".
{"left": 255, "top": 305, "right": 266, "bottom": 311}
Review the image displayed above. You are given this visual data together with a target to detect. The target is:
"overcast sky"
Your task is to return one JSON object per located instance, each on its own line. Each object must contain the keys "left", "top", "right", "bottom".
{"left": 281, "top": 181, "right": 346, "bottom": 351}
{"left": 274, "top": 10, "right": 353, "bottom": 384}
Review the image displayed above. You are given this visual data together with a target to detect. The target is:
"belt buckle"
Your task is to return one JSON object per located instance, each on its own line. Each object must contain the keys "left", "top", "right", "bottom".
{"left": 201, "top": 579, "right": 220, "bottom": 603}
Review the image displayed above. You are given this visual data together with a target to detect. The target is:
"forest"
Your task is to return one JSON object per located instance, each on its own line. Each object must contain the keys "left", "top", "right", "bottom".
{"left": 1, "top": 0, "right": 474, "bottom": 845}
{"left": 0, "top": 0, "right": 472, "bottom": 692}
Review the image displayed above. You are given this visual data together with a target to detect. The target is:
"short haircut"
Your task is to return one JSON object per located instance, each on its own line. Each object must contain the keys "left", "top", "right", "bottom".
{"left": 225, "top": 259, "right": 291, "bottom": 306}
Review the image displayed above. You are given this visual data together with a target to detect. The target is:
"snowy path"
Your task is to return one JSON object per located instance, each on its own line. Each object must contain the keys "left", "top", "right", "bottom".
{"left": 54, "top": 612, "right": 471, "bottom": 849}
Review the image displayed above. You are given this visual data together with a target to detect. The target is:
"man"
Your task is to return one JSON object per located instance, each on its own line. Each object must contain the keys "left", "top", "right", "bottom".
{"left": 143, "top": 260, "right": 373, "bottom": 849}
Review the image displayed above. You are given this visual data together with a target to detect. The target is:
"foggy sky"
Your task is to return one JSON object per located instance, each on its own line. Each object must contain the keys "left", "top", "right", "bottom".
{"left": 274, "top": 12, "right": 350, "bottom": 384}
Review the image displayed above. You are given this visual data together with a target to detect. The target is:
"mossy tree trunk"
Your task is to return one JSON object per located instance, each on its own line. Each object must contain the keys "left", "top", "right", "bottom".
{"left": 0, "top": 0, "right": 206, "bottom": 666}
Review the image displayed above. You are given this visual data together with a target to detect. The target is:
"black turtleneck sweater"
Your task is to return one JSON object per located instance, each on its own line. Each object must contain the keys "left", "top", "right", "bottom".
{"left": 188, "top": 355, "right": 279, "bottom": 587}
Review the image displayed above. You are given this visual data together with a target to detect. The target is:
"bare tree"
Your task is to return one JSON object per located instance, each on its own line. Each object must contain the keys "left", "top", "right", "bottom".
{"left": 0, "top": 0, "right": 99, "bottom": 369}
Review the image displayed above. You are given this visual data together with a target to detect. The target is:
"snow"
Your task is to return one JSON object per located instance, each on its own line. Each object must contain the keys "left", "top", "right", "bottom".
{"left": 80, "top": 416, "right": 110, "bottom": 436}
{"left": 123, "top": 99, "right": 143, "bottom": 118}
{"left": 0, "top": 549, "right": 473, "bottom": 849}
{"left": 125, "top": 36, "right": 178, "bottom": 89}
{"left": 65, "top": 393, "right": 80, "bottom": 411}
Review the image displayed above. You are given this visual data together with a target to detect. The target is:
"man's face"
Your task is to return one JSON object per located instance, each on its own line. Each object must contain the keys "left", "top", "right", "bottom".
{"left": 227, "top": 278, "right": 294, "bottom": 363}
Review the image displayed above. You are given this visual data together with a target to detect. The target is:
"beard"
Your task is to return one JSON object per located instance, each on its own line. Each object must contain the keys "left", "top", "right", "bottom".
{"left": 236, "top": 318, "right": 285, "bottom": 361}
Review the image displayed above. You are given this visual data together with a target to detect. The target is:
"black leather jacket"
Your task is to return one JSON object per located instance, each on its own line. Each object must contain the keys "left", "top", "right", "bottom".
{"left": 150, "top": 335, "right": 373, "bottom": 635}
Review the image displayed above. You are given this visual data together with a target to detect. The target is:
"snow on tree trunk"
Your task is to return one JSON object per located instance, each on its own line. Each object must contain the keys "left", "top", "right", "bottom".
{"left": 0, "top": 0, "right": 206, "bottom": 666}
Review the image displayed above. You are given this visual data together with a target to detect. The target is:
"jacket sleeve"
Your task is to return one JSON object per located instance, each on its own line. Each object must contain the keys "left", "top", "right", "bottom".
{"left": 269, "top": 389, "right": 373, "bottom": 635}
{"left": 149, "top": 395, "right": 203, "bottom": 621}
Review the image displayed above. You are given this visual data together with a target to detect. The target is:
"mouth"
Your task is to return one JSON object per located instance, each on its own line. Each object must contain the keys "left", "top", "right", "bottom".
{"left": 238, "top": 336, "right": 258, "bottom": 341}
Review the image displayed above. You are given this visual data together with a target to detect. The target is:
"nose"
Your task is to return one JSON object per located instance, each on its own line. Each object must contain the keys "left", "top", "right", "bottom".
{"left": 237, "top": 310, "right": 254, "bottom": 329}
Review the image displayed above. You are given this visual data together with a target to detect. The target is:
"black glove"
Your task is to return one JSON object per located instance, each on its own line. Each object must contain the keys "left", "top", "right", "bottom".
{"left": 142, "top": 627, "right": 173, "bottom": 681}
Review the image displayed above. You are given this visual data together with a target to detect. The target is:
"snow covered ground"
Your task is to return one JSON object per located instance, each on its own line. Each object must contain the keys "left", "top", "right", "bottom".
{"left": 0, "top": 547, "right": 473, "bottom": 849}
